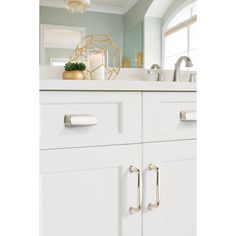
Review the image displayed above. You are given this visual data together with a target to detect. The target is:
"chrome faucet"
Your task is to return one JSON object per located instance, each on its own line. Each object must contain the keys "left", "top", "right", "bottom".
{"left": 149, "top": 64, "right": 163, "bottom": 81}
{"left": 173, "top": 56, "right": 193, "bottom": 82}
{"left": 151, "top": 64, "right": 161, "bottom": 70}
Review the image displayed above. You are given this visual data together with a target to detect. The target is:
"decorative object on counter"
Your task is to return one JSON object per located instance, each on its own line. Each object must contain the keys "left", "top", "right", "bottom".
{"left": 137, "top": 52, "right": 143, "bottom": 68}
{"left": 65, "top": 0, "right": 90, "bottom": 13}
{"left": 134, "top": 48, "right": 138, "bottom": 66}
{"left": 122, "top": 58, "right": 130, "bottom": 68}
{"left": 63, "top": 62, "right": 86, "bottom": 80}
{"left": 133, "top": 48, "right": 143, "bottom": 68}
{"left": 88, "top": 50, "right": 105, "bottom": 80}
{"left": 70, "top": 34, "right": 121, "bottom": 80}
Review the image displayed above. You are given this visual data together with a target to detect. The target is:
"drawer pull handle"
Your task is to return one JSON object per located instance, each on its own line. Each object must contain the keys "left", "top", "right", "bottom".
{"left": 180, "top": 111, "right": 197, "bottom": 121}
{"left": 64, "top": 114, "right": 98, "bottom": 126}
{"left": 129, "top": 166, "right": 141, "bottom": 214}
{"left": 148, "top": 164, "right": 160, "bottom": 210}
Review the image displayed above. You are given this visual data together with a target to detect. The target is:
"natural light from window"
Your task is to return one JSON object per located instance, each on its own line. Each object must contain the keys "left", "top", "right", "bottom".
{"left": 163, "top": 2, "right": 197, "bottom": 70}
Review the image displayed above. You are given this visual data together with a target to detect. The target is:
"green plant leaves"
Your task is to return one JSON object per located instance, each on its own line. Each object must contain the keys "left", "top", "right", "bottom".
{"left": 64, "top": 62, "right": 86, "bottom": 71}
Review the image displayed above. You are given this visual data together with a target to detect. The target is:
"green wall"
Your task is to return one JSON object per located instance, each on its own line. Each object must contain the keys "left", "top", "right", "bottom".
{"left": 124, "top": 0, "right": 154, "bottom": 31}
{"left": 40, "top": 6, "right": 124, "bottom": 55}
{"left": 123, "top": 0, "right": 153, "bottom": 68}
{"left": 124, "top": 22, "right": 143, "bottom": 68}
{"left": 44, "top": 48, "right": 73, "bottom": 65}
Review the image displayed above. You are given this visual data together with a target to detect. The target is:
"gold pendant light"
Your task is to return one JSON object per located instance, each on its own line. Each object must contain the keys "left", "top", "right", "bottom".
{"left": 65, "top": 0, "right": 91, "bottom": 13}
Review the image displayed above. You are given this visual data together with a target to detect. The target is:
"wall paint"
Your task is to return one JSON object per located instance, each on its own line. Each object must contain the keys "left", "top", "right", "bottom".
{"left": 124, "top": 22, "right": 143, "bottom": 68}
{"left": 45, "top": 48, "right": 73, "bottom": 65}
{"left": 123, "top": 0, "right": 154, "bottom": 68}
{"left": 40, "top": 6, "right": 124, "bottom": 56}
{"left": 143, "top": 17, "right": 162, "bottom": 68}
{"left": 124, "top": 0, "right": 153, "bottom": 31}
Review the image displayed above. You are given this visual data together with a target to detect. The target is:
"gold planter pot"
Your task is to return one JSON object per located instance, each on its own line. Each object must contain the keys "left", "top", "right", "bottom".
{"left": 63, "top": 70, "right": 86, "bottom": 80}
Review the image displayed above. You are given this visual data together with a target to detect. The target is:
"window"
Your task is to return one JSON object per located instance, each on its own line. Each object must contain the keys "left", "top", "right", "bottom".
{"left": 163, "top": 2, "right": 197, "bottom": 70}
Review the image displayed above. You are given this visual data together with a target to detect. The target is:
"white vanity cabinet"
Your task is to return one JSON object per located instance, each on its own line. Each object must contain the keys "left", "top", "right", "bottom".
{"left": 143, "top": 140, "right": 196, "bottom": 236}
{"left": 40, "top": 145, "right": 142, "bottom": 236}
{"left": 40, "top": 91, "right": 142, "bottom": 149}
{"left": 40, "top": 83, "right": 196, "bottom": 236}
{"left": 143, "top": 92, "right": 196, "bottom": 142}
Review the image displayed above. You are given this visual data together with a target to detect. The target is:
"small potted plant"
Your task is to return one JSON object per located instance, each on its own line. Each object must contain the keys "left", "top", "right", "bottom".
{"left": 63, "top": 62, "right": 87, "bottom": 80}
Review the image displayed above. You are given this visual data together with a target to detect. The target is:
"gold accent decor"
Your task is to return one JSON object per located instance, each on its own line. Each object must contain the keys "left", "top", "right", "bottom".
{"left": 137, "top": 52, "right": 143, "bottom": 68}
{"left": 69, "top": 34, "right": 121, "bottom": 80}
{"left": 63, "top": 70, "right": 86, "bottom": 80}
{"left": 65, "top": 0, "right": 90, "bottom": 13}
{"left": 122, "top": 58, "right": 130, "bottom": 68}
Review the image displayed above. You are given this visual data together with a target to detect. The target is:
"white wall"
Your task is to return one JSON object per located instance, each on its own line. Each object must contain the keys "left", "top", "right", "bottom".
{"left": 143, "top": 17, "right": 162, "bottom": 68}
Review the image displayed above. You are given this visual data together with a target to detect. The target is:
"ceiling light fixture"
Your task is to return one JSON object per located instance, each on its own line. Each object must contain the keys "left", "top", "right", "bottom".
{"left": 65, "top": 0, "right": 91, "bottom": 13}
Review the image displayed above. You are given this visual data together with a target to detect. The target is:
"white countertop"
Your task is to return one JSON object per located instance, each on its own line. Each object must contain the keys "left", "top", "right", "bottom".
{"left": 40, "top": 80, "right": 197, "bottom": 92}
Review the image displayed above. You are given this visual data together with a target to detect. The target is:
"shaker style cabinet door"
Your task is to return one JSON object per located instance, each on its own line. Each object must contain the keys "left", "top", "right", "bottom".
{"left": 40, "top": 145, "right": 142, "bottom": 236}
{"left": 143, "top": 140, "right": 196, "bottom": 236}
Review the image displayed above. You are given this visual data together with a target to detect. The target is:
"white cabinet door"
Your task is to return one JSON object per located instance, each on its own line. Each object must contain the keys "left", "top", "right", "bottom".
{"left": 40, "top": 145, "right": 142, "bottom": 236}
{"left": 143, "top": 140, "right": 196, "bottom": 236}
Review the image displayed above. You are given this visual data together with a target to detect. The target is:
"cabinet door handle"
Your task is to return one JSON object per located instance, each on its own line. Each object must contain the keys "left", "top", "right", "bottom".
{"left": 129, "top": 166, "right": 141, "bottom": 214}
{"left": 64, "top": 114, "right": 98, "bottom": 126}
{"left": 180, "top": 111, "right": 197, "bottom": 121}
{"left": 148, "top": 164, "right": 160, "bottom": 210}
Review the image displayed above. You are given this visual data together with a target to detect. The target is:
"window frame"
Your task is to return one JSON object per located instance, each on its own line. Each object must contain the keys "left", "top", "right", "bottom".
{"left": 162, "top": 0, "right": 197, "bottom": 68}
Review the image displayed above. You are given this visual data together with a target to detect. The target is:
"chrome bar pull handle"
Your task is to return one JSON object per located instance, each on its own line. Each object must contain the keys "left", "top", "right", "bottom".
{"left": 180, "top": 111, "right": 197, "bottom": 121}
{"left": 129, "top": 166, "right": 141, "bottom": 214}
{"left": 148, "top": 164, "right": 160, "bottom": 210}
{"left": 64, "top": 114, "right": 98, "bottom": 126}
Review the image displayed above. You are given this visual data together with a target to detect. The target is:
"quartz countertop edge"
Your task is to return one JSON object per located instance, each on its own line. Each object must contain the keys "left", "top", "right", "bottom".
{"left": 40, "top": 80, "right": 197, "bottom": 92}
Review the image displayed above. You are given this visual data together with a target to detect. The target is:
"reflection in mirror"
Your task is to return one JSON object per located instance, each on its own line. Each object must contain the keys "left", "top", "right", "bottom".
{"left": 40, "top": 0, "right": 197, "bottom": 69}
{"left": 40, "top": 24, "right": 86, "bottom": 65}
{"left": 163, "top": 1, "right": 197, "bottom": 71}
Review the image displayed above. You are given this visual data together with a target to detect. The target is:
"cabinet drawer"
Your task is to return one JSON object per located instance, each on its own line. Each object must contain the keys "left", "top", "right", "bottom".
{"left": 143, "top": 92, "right": 196, "bottom": 142}
{"left": 40, "top": 91, "right": 141, "bottom": 149}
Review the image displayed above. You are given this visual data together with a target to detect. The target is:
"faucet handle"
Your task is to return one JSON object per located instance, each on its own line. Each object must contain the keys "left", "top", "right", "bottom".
{"left": 157, "top": 71, "right": 164, "bottom": 81}
{"left": 186, "top": 61, "right": 194, "bottom": 67}
{"left": 189, "top": 72, "right": 197, "bottom": 82}
{"left": 147, "top": 69, "right": 164, "bottom": 81}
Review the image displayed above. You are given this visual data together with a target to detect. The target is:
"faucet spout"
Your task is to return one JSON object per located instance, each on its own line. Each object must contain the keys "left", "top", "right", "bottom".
{"left": 173, "top": 56, "right": 193, "bottom": 82}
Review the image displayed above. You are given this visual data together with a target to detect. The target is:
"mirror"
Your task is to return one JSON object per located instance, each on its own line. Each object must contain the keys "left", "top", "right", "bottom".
{"left": 40, "top": 0, "right": 197, "bottom": 69}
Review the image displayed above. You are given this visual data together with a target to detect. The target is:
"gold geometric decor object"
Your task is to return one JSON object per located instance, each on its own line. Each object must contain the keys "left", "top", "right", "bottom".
{"left": 69, "top": 34, "right": 121, "bottom": 80}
